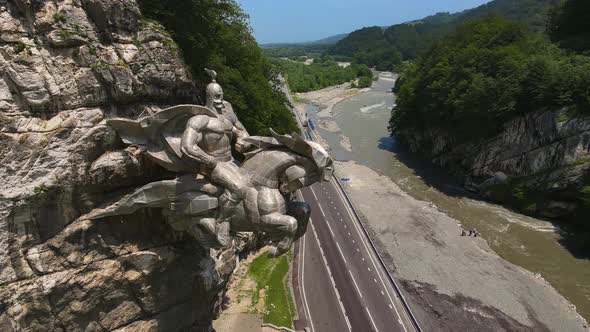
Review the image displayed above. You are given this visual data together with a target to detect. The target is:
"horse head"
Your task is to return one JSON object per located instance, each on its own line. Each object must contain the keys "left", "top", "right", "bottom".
{"left": 242, "top": 129, "right": 333, "bottom": 193}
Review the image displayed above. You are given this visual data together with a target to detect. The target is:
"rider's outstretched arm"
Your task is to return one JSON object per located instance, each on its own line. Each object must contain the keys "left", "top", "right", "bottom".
{"left": 181, "top": 115, "right": 216, "bottom": 169}
{"left": 233, "top": 119, "right": 250, "bottom": 140}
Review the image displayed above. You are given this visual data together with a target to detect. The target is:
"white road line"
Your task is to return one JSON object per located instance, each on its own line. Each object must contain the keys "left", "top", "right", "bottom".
{"left": 336, "top": 243, "right": 347, "bottom": 264}
{"left": 310, "top": 220, "right": 352, "bottom": 332}
{"left": 389, "top": 304, "right": 394, "bottom": 310}
{"left": 309, "top": 187, "right": 326, "bottom": 218}
{"left": 329, "top": 179, "right": 409, "bottom": 332}
{"left": 381, "top": 290, "right": 385, "bottom": 295}
{"left": 325, "top": 219, "right": 336, "bottom": 238}
{"left": 348, "top": 270, "right": 363, "bottom": 299}
{"left": 367, "top": 267, "right": 371, "bottom": 272}
{"left": 366, "top": 307, "right": 380, "bottom": 332}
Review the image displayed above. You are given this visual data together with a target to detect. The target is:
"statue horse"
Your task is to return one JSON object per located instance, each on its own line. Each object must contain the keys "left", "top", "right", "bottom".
{"left": 90, "top": 105, "right": 333, "bottom": 257}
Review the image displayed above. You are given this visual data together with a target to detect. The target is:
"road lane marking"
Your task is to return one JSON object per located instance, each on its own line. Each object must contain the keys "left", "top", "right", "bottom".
{"left": 309, "top": 220, "right": 352, "bottom": 332}
{"left": 367, "top": 267, "right": 371, "bottom": 272}
{"left": 303, "top": 186, "right": 412, "bottom": 331}
{"left": 374, "top": 278, "right": 377, "bottom": 283}
{"left": 329, "top": 179, "right": 409, "bottom": 332}
{"left": 389, "top": 304, "right": 394, "bottom": 310}
{"left": 336, "top": 243, "right": 347, "bottom": 264}
{"left": 366, "top": 307, "right": 379, "bottom": 332}
{"left": 381, "top": 290, "right": 385, "bottom": 295}
{"left": 309, "top": 187, "right": 326, "bottom": 218}
{"left": 349, "top": 270, "right": 363, "bottom": 299}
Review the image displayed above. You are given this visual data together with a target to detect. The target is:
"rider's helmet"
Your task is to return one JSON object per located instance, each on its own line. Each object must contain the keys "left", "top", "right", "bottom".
{"left": 205, "top": 68, "right": 224, "bottom": 111}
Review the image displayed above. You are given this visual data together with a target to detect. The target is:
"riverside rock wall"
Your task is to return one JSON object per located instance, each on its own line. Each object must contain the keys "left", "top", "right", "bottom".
{"left": 400, "top": 108, "right": 590, "bottom": 219}
{"left": 0, "top": 0, "right": 251, "bottom": 331}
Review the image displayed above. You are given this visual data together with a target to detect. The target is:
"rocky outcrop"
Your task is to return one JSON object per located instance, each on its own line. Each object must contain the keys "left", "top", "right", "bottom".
{"left": 400, "top": 108, "right": 590, "bottom": 219}
{"left": 0, "top": 0, "right": 250, "bottom": 331}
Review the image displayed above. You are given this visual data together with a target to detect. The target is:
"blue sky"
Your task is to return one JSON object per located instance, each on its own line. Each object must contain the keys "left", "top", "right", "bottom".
{"left": 237, "top": 0, "right": 492, "bottom": 44}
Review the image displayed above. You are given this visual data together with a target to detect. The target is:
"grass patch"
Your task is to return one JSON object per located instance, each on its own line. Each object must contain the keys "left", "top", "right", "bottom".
{"left": 53, "top": 12, "right": 67, "bottom": 24}
{"left": 33, "top": 184, "right": 49, "bottom": 195}
{"left": 248, "top": 250, "right": 295, "bottom": 328}
{"left": 568, "top": 156, "right": 590, "bottom": 167}
{"left": 13, "top": 41, "right": 26, "bottom": 53}
{"left": 90, "top": 60, "right": 109, "bottom": 71}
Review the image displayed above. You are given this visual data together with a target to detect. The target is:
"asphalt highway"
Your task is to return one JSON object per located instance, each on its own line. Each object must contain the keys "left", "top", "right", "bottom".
{"left": 293, "top": 177, "right": 419, "bottom": 332}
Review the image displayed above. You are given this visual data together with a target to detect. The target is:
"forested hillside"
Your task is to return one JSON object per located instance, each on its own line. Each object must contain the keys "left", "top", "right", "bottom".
{"left": 137, "top": 0, "right": 298, "bottom": 135}
{"left": 390, "top": 0, "right": 590, "bottom": 227}
{"left": 328, "top": 0, "right": 561, "bottom": 69}
{"left": 389, "top": 16, "right": 590, "bottom": 137}
{"left": 260, "top": 34, "right": 347, "bottom": 58}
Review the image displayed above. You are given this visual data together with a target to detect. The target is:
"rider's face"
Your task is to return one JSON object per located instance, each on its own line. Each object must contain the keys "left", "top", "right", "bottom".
{"left": 213, "top": 91, "right": 224, "bottom": 109}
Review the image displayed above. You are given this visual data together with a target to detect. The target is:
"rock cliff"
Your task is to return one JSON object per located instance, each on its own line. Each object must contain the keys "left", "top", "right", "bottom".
{"left": 0, "top": 0, "right": 251, "bottom": 330}
{"left": 400, "top": 108, "right": 590, "bottom": 219}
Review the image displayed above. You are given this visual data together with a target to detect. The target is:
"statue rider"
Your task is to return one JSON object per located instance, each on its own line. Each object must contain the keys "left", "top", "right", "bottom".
{"left": 180, "top": 69, "right": 250, "bottom": 246}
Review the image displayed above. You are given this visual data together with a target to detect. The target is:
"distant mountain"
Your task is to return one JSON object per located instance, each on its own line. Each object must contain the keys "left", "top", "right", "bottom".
{"left": 312, "top": 33, "right": 349, "bottom": 45}
{"left": 260, "top": 33, "right": 348, "bottom": 49}
{"left": 328, "top": 0, "right": 561, "bottom": 69}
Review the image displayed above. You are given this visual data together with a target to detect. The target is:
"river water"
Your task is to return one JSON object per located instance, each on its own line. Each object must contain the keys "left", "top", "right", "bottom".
{"left": 305, "top": 72, "right": 590, "bottom": 321}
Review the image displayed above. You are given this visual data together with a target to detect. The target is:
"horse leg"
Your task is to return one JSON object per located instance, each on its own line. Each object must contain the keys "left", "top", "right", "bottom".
{"left": 260, "top": 212, "right": 298, "bottom": 257}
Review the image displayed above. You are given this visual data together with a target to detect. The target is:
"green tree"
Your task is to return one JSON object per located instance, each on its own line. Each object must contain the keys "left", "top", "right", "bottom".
{"left": 137, "top": 0, "right": 298, "bottom": 135}
{"left": 548, "top": 0, "right": 590, "bottom": 54}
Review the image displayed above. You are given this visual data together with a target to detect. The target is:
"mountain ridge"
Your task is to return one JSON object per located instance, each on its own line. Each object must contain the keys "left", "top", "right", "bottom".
{"left": 327, "top": 0, "right": 561, "bottom": 70}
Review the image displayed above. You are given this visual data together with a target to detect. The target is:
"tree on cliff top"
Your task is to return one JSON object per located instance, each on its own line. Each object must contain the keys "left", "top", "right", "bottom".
{"left": 137, "top": 0, "right": 298, "bottom": 135}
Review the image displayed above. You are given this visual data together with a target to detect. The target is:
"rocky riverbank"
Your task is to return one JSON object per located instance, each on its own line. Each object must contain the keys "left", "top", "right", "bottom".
{"left": 398, "top": 109, "right": 590, "bottom": 221}
{"left": 335, "top": 161, "right": 588, "bottom": 331}
{"left": 294, "top": 82, "right": 360, "bottom": 153}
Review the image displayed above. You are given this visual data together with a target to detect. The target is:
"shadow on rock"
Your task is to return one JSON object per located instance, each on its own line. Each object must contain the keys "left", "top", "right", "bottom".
{"left": 377, "top": 136, "right": 476, "bottom": 199}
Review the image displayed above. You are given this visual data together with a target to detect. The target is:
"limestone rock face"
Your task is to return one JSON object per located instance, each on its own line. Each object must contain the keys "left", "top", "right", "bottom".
{"left": 400, "top": 109, "right": 590, "bottom": 219}
{"left": 0, "top": 0, "right": 244, "bottom": 331}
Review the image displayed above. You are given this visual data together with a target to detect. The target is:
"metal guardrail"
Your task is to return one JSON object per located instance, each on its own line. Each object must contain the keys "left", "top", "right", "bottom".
{"left": 332, "top": 175, "right": 423, "bottom": 332}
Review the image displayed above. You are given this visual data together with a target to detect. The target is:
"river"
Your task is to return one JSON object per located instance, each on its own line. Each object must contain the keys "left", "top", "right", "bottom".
{"left": 302, "top": 71, "right": 590, "bottom": 321}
